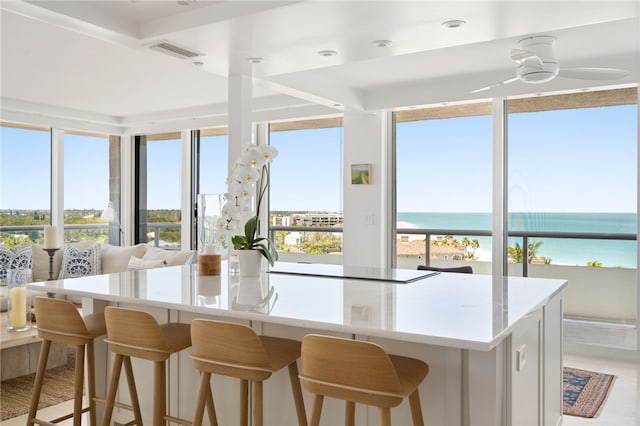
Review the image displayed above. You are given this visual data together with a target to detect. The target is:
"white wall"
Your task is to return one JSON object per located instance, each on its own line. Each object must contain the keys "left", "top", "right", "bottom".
{"left": 342, "top": 110, "right": 390, "bottom": 268}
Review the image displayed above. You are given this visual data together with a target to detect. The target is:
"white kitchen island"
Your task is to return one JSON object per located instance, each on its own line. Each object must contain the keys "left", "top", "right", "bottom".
{"left": 28, "top": 262, "right": 567, "bottom": 426}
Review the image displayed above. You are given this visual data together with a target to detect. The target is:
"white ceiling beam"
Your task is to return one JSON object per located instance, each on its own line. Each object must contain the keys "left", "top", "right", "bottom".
{"left": 139, "top": 1, "right": 302, "bottom": 40}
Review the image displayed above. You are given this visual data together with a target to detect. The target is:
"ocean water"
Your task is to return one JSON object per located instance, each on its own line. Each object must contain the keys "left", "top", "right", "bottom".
{"left": 397, "top": 212, "right": 637, "bottom": 268}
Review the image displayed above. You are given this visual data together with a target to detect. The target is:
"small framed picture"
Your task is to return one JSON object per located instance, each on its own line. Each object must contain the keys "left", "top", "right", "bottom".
{"left": 351, "top": 163, "right": 371, "bottom": 184}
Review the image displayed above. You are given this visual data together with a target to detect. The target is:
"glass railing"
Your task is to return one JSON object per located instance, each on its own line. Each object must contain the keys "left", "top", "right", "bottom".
{"left": 272, "top": 225, "right": 638, "bottom": 325}
{"left": 0, "top": 223, "right": 181, "bottom": 249}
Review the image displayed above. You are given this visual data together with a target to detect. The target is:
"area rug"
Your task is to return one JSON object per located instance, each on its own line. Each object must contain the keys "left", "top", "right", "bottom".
{"left": 563, "top": 367, "right": 615, "bottom": 418}
{"left": 0, "top": 348, "right": 76, "bottom": 421}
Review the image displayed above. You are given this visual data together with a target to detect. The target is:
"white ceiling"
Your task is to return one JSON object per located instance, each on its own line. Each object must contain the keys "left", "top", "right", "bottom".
{"left": 1, "top": 0, "right": 638, "bottom": 134}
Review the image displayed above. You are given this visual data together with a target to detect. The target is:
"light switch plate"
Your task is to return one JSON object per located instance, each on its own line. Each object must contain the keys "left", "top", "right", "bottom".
{"left": 516, "top": 344, "right": 527, "bottom": 371}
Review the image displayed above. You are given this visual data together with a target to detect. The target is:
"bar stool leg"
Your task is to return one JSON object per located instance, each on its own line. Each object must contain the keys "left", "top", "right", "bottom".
{"left": 240, "top": 379, "right": 249, "bottom": 426}
{"left": 73, "top": 344, "right": 86, "bottom": 426}
{"left": 206, "top": 382, "right": 217, "bottom": 426}
{"left": 123, "top": 356, "right": 143, "bottom": 424}
{"left": 87, "top": 341, "right": 97, "bottom": 426}
{"left": 251, "top": 381, "right": 263, "bottom": 426}
{"left": 194, "top": 372, "right": 216, "bottom": 426}
{"left": 287, "top": 362, "right": 307, "bottom": 426}
{"left": 408, "top": 390, "right": 424, "bottom": 426}
{"left": 379, "top": 407, "right": 391, "bottom": 426}
{"left": 153, "top": 361, "right": 166, "bottom": 426}
{"left": 309, "top": 395, "right": 324, "bottom": 426}
{"left": 345, "top": 401, "right": 355, "bottom": 426}
{"left": 27, "top": 339, "right": 52, "bottom": 425}
{"left": 102, "top": 354, "right": 123, "bottom": 426}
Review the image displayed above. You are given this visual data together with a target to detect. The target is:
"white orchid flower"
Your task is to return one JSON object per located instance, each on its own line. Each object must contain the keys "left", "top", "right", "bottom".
{"left": 233, "top": 166, "right": 260, "bottom": 186}
{"left": 221, "top": 201, "right": 239, "bottom": 220}
{"left": 243, "top": 145, "right": 266, "bottom": 168}
{"left": 259, "top": 145, "right": 278, "bottom": 163}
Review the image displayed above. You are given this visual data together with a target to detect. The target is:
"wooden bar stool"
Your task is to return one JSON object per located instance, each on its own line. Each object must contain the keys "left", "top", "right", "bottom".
{"left": 28, "top": 297, "right": 107, "bottom": 426}
{"left": 190, "top": 319, "right": 307, "bottom": 426}
{"left": 101, "top": 306, "right": 192, "bottom": 426}
{"left": 300, "top": 334, "right": 429, "bottom": 426}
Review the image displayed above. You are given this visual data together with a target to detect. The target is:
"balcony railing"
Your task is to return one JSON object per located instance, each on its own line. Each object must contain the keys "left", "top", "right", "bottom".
{"left": 395, "top": 227, "right": 637, "bottom": 276}
{"left": 0, "top": 223, "right": 181, "bottom": 248}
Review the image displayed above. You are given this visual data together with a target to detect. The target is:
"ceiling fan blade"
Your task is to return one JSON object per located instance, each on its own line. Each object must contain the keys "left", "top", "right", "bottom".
{"left": 559, "top": 67, "right": 630, "bottom": 80}
{"left": 510, "top": 48, "right": 543, "bottom": 67}
{"left": 471, "top": 77, "right": 519, "bottom": 94}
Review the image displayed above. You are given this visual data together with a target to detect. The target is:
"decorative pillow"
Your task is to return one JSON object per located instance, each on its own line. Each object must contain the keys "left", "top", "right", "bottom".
{"left": 58, "top": 242, "right": 101, "bottom": 279}
{"left": 127, "top": 256, "right": 167, "bottom": 271}
{"left": 100, "top": 243, "right": 148, "bottom": 274}
{"left": 0, "top": 245, "right": 32, "bottom": 282}
{"left": 142, "top": 246, "right": 196, "bottom": 267}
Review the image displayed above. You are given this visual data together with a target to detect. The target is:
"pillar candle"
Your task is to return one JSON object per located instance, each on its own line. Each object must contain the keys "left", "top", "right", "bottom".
{"left": 44, "top": 225, "right": 58, "bottom": 249}
{"left": 10, "top": 286, "right": 27, "bottom": 328}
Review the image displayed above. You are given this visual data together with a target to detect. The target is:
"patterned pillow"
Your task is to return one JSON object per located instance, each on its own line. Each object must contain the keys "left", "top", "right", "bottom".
{"left": 0, "top": 245, "right": 32, "bottom": 282}
{"left": 58, "top": 242, "right": 100, "bottom": 279}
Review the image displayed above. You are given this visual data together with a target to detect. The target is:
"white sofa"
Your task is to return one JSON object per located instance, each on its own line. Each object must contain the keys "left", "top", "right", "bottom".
{"left": 0, "top": 242, "right": 196, "bottom": 311}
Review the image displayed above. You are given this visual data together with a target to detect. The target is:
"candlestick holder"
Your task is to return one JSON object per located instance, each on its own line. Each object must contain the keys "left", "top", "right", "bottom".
{"left": 43, "top": 248, "right": 60, "bottom": 281}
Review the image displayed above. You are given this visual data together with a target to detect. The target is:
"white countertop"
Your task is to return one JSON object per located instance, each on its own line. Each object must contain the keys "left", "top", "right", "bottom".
{"left": 28, "top": 262, "right": 567, "bottom": 351}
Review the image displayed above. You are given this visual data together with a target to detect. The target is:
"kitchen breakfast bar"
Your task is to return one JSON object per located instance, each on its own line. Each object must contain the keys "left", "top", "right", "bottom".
{"left": 28, "top": 262, "right": 567, "bottom": 426}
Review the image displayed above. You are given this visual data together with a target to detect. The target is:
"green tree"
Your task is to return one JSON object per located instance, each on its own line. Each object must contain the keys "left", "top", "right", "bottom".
{"left": 508, "top": 240, "right": 544, "bottom": 264}
{"left": 587, "top": 260, "right": 603, "bottom": 267}
{"left": 300, "top": 233, "right": 342, "bottom": 254}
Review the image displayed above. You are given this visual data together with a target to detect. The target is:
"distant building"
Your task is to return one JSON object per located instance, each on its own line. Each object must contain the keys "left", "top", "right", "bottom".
{"left": 291, "top": 213, "right": 343, "bottom": 227}
{"left": 396, "top": 235, "right": 466, "bottom": 261}
{"left": 272, "top": 215, "right": 291, "bottom": 226}
{"left": 284, "top": 231, "right": 304, "bottom": 245}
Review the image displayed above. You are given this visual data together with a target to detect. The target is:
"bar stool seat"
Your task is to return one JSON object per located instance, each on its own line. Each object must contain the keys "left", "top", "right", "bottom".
{"left": 28, "top": 297, "right": 107, "bottom": 426}
{"left": 190, "top": 319, "right": 307, "bottom": 426}
{"left": 101, "top": 306, "right": 193, "bottom": 426}
{"left": 300, "top": 334, "right": 429, "bottom": 426}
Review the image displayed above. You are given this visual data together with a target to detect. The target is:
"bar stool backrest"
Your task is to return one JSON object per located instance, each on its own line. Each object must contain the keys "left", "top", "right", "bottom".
{"left": 300, "top": 334, "right": 404, "bottom": 407}
{"left": 104, "top": 306, "right": 170, "bottom": 359}
{"left": 191, "top": 319, "right": 272, "bottom": 381}
{"left": 34, "top": 297, "right": 90, "bottom": 345}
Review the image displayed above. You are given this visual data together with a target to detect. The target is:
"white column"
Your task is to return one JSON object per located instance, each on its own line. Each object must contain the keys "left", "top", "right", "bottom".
{"left": 227, "top": 72, "right": 253, "bottom": 166}
{"left": 181, "top": 130, "right": 193, "bottom": 250}
{"left": 50, "top": 128, "right": 64, "bottom": 245}
{"left": 342, "top": 110, "right": 389, "bottom": 268}
{"left": 120, "top": 134, "right": 134, "bottom": 246}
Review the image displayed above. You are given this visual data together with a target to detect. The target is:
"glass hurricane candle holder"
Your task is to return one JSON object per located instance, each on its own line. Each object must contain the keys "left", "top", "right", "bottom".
{"left": 7, "top": 269, "right": 32, "bottom": 332}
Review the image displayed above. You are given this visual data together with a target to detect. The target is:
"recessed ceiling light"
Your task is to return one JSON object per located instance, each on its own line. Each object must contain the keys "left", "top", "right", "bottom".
{"left": 317, "top": 50, "right": 338, "bottom": 57}
{"left": 372, "top": 40, "right": 393, "bottom": 48}
{"left": 442, "top": 19, "right": 466, "bottom": 29}
{"left": 247, "top": 57, "right": 265, "bottom": 64}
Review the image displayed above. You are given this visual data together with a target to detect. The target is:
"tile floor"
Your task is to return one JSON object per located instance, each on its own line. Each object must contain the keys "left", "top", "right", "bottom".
{"left": 562, "top": 351, "right": 640, "bottom": 426}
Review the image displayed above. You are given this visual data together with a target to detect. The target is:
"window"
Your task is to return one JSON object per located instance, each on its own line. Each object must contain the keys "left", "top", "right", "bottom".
{"left": 136, "top": 132, "right": 183, "bottom": 249}
{"left": 507, "top": 88, "right": 637, "bottom": 327}
{"left": 196, "top": 127, "right": 228, "bottom": 251}
{"left": 269, "top": 118, "right": 344, "bottom": 263}
{"left": 63, "top": 131, "right": 111, "bottom": 244}
{"left": 0, "top": 123, "right": 51, "bottom": 247}
{"left": 394, "top": 103, "right": 493, "bottom": 272}
{"left": 198, "top": 128, "right": 228, "bottom": 195}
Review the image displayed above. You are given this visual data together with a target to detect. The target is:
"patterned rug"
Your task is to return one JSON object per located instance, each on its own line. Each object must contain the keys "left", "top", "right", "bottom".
{"left": 0, "top": 348, "right": 76, "bottom": 421}
{"left": 563, "top": 367, "right": 615, "bottom": 418}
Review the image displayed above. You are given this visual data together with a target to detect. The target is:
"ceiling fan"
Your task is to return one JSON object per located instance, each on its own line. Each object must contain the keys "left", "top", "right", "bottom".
{"left": 471, "top": 35, "right": 630, "bottom": 93}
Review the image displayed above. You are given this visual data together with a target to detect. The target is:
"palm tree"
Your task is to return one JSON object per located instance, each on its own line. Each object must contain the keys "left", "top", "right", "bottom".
{"left": 508, "top": 240, "right": 544, "bottom": 264}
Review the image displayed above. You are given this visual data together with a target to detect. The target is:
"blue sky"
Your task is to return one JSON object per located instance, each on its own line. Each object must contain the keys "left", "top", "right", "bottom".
{"left": 1, "top": 104, "right": 637, "bottom": 213}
